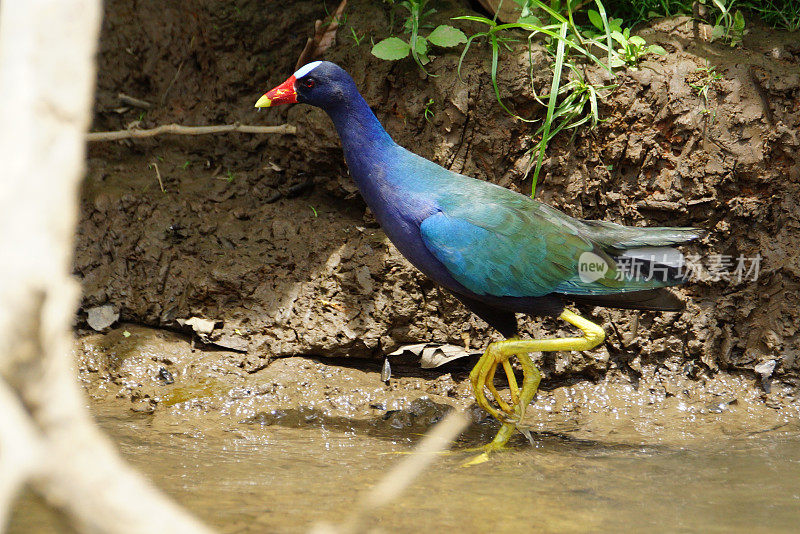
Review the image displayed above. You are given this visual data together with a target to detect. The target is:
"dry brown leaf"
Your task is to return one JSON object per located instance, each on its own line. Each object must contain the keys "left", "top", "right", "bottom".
{"left": 387, "top": 343, "right": 481, "bottom": 368}
{"left": 295, "top": 0, "right": 348, "bottom": 71}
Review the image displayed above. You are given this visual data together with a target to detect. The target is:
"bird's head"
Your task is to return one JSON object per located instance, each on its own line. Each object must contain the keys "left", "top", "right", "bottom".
{"left": 255, "top": 61, "right": 352, "bottom": 111}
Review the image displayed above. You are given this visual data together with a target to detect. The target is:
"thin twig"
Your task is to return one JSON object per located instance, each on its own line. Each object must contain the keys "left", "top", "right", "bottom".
{"left": 311, "top": 410, "right": 469, "bottom": 534}
{"left": 86, "top": 122, "right": 296, "bottom": 141}
{"left": 117, "top": 92, "right": 151, "bottom": 109}
{"left": 161, "top": 60, "right": 184, "bottom": 107}
{"left": 161, "top": 35, "right": 194, "bottom": 107}
{"left": 363, "top": 410, "right": 468, "bottom": 508}
{"left": 149, "top": 161, "right": 165, "bottom": 193}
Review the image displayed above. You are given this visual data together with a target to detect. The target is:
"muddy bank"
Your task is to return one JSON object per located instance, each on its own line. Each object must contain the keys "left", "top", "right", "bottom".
{"left": 77, "top": 325, "right": 799, "bottom": 440}
{"left": 76, "top": 0, "right": 800, "bottom": 396}
{"left": 16, "top": 330, "right": 800, "bottom": 534}
{"left": 11, "top": 326, "right": 796, "bottom": 533}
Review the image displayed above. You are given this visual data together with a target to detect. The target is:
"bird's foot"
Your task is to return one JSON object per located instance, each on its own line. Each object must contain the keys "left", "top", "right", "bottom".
{"left": 465, "top": 309, "right": 606, "bottom": 463}
{"left": 469, "top": 340, "right": 541, "bottom": 427}
{"left": 461, "top": 422, "right": 512, "bottom": 466}
{"left": 464, "top": 344, "right": 540, "bottom": 466}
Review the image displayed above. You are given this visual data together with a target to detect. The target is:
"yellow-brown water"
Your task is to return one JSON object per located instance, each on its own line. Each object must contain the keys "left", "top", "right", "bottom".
{"left": 9, "top": 407, "right": 800, "bottom": 533}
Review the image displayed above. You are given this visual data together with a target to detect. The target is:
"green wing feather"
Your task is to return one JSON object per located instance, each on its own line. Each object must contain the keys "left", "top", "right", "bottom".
{"left": 419, "top": 174, "right": 698, "bottom": 298}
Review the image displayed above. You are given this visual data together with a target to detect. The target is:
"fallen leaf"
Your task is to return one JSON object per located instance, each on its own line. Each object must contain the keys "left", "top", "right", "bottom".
{"left": 182, "top": 317, "right": 218, "bottom": 335}
{"left": 86, "top": 304, "right": 119, "bottom": 331}
{"left": 294, "top": 0, "right": 347, "bottom": 71}
{"left": 755, "top": 359, "right": 777, "bottom": 379}
{"left": 387, "top": 343, "right": 480, "bottom": 368}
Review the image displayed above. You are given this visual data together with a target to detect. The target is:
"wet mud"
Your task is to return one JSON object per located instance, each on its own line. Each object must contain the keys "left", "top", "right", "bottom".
{"left": 76, "top": 325, "right": 798, "bottom": 443}
{"left": 10, "top": 326, "right": 798, "bottom": 533}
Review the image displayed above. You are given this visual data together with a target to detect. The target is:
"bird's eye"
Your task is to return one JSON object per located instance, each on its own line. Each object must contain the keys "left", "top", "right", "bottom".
{"left": 303, "top": 78, "right": 315, "bottom": 88}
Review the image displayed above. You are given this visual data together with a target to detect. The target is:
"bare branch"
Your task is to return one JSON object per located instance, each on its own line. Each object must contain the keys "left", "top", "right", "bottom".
{"left": 87, "top": 122, "right": 296, "bottom": 141}
{"left": 0, "top": 0, "right": 215, "bottom": 531}
{"left": 0, "top": 377, "right": 42, "bottom": 529}
{"left": 311, "top": 410, "right": 469, "bottom": 534}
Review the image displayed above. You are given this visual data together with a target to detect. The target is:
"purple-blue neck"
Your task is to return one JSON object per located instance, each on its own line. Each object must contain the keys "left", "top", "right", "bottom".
{"left": 324, "top": 92, "right": 396, "bottom": 185}
{"left": 314, "top": 79, "right": 468, "bottom": 298}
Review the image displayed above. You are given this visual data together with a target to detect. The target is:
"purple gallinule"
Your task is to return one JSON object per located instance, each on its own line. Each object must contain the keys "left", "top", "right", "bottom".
{"left": 256, "top": 61, "right": 703, "bottom": 455}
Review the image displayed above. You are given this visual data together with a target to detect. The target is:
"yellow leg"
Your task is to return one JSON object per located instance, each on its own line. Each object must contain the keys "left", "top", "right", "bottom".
{"left": 502, "top": 359, "right": 520, "bottom": 405}
{"left": 484, "top": 361, "right": 514, "bottom": 416}
{"left": 467, "top": 309, "right": 605, "bottom": 459}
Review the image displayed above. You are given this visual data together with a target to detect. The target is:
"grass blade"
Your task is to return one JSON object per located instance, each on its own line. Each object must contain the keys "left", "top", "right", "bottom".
{"left": 593, "top": 0, "right": 614, "bottom": 71}
{"left": 530, "top": 21, "right": 568, "bottom": 198}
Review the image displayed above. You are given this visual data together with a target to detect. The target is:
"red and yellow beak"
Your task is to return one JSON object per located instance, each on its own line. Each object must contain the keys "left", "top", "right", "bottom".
{"left": 255, "top": 75, "right": 297, "bottom": 108}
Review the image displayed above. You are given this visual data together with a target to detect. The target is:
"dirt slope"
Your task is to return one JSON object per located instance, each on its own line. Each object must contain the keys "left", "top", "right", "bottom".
{"left": 76, "top": 0, "right": 800, "bottom": 403}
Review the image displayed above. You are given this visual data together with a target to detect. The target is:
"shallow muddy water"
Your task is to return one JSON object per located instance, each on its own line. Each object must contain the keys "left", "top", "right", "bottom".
{"left": 9, "top": 405, "right": 800, "bottom": 533}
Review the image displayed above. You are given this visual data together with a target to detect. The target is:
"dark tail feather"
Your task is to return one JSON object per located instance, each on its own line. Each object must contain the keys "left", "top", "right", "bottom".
{"left": 581, "top": 220, "right": 707, "bottom": 249}
{"left": 566, "top": 288, "right": 685, "bottom": 311}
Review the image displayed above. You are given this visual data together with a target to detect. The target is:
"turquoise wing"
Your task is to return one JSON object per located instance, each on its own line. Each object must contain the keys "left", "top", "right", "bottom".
{"left": 419, "top": 211, "right": 563, "bottom": 297}
{"left": 419, "top": 197, "right": 673, "bottom": 297}
{"left": 397, "top": 154, "right": 694, "bottom": 298}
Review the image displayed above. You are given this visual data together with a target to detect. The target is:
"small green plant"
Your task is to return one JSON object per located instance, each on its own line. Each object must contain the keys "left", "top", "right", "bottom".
{"left": 689, "top": 63, "right": 722, "bottom": 115}
{"left": 350, "top": 27, "right": 365, "bottom": 47}
{"left": 372, "top": 0, "right": 467, "bottom": 71}
{"left": 181, "top": 160, "right": 190, "bottom": 170}
{"left": 586, "top": 11, "right": 666, "bottom": 67}
{"left": 609, "top": 28, "right": 667, "bottom": 67}
{"left": 456, "top": 14, "right": 609, "bottom": 116}
{"left": 456, "top": 1, "right": 622, "bottom": 195}
{"left": 703, "top": 0, "right": 746, "bottom": 46}
{"left": 454, "top": 0, "right": 678, "bottom": 195}
{"left": 528, "top": 71, "right": 616, "bottom": 180}
{"left": 422, "top": 98, "right": 435, "bottom": 122}
{"left": 226, "top": 170, "right": 235, "bottom": 183}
